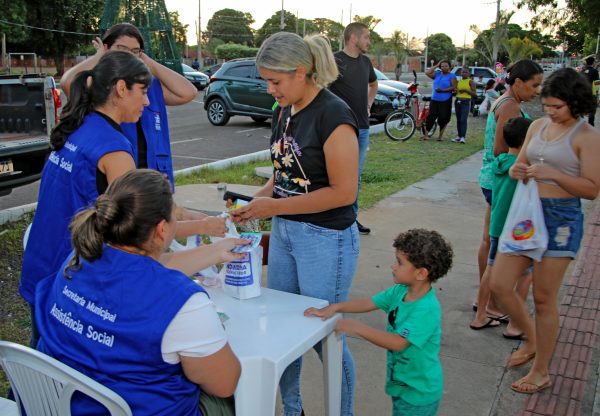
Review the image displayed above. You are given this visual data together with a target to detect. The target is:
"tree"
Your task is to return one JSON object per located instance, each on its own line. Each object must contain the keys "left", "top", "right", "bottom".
{"left": 311, "top": 18, "right": 343, "bottom": 50}
{"left": 206, "top": 9, "right": 254, "bottom": 46}
{"left": 23, "top": 0, "right": 104, "bottom": 75}
{"left": 352, "top": 15, "right": 383, "bottom": 45}
{"left": 517, "top": 0, "right": 600, "bottom": 41}
{"left": 169, "top": 12, "right": 187, "bottom": 57}
{"left": 387, "top": 30, "right": 408, "bottom": 63}
{"left": 255, "top": 10, "right": 296, "bottom": 46}
{"left": 504, "top": 37, "right": 543, "bottom": 62}
{"left": 425, "top": 33, "right": 456, "bottom": 63}
{"left": 0, "top": 0, "right": 29, "bottom": 45}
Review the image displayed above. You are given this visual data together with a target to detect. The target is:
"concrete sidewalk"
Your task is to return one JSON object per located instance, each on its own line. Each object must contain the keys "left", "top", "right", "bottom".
{"left": 174, "top": 151, "right": 599, "bottom": 416}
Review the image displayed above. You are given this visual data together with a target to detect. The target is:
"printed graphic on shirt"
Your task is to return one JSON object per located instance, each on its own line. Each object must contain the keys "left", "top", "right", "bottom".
{"left": 272, "top": 116, "right": 311, "bottom": 197}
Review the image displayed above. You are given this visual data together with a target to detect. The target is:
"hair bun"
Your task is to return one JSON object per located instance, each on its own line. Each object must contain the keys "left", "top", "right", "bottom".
{"left": 94, "top": 194, "right": 119, "bottom": 232}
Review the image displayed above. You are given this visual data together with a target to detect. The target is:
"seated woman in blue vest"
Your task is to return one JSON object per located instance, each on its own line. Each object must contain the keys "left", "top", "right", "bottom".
{"left": 36, "top": 169, "right": 243, "bottom": 415}
{"left": 60, "top": 23, "right": 224, "bottom": 238}
{"left": 20, "top": 51, "right": 231, "bottom": 350}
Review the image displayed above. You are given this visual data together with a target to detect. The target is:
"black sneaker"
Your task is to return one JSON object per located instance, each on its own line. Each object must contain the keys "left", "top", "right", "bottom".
{"left": 356, "top": 221, "right": 371, "bottom": 234}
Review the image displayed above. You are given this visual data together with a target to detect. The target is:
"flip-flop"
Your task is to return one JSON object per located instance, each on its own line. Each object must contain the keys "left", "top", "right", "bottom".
{"left": 510, "top": 377, "right": 552, "bottom": 394}
{"left": 503, "top": 331, "right": 525, "bottom": 340}
{"left": 507, "top": 351, "right": 535, "bottom": 368}
{"left": 487, "top": 312, "right": 509, "bottom": 323}
{"left": 469, "top": 318, "right": 501, "bottom": 330}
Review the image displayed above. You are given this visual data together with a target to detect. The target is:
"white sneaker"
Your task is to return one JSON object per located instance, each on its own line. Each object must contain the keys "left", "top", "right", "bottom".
{"left": 459, "top": 137, "right": 466, "bottom": 144}
{"left": 451, "top": 137, "right": 461, "bottom": 143}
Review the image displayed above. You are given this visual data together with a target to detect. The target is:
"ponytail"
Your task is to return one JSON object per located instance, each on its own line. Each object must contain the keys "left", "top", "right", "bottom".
{"left": 64, "top": 169, "right": 173, "bottom": 277}
{"left": 304, "top": 35, "right": 338, "bottom": 87}
{"left": 50, "top": 70, "right": 93, "bottom": 150}
{"left": 50, "top": 51, "right": 151, "bottom": 151}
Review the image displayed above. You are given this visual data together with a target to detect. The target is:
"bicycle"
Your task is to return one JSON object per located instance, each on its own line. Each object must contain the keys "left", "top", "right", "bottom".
{"left": 384, "top": 71, "right": 437, "bottom": 141}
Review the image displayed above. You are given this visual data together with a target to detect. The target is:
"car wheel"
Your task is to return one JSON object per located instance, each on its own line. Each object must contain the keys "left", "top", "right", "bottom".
{"left": 207, "top": 98, "right": 230, "bottom": 126}
{"left": 251, "top": 116, "right": 268, "bottom": 123}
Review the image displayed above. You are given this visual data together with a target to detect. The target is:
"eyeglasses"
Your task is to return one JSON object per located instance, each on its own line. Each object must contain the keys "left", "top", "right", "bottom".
{"left": 113, "top": 44, "right": 143, "bottom": 56}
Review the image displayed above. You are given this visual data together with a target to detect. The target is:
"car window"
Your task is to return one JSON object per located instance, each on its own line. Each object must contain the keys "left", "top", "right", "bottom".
{"left": 181, "top": 64, "right": 193, "bottom": 72}
{"left": 374, "top": 68, "right": 389, "bottom": 80}
{"left": 474, "top": 68, "right": 492, "bottom": 78}
{"left": 223, "top": 64, "right": 254, "bottom": 78}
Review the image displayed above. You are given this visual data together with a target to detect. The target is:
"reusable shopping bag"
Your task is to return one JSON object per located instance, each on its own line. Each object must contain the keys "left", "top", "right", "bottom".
{"left": 498, "top": 179, "right": 548, "bottom": 261}
{"left": 479, "top": 95, "right": 490, "bottom": 115}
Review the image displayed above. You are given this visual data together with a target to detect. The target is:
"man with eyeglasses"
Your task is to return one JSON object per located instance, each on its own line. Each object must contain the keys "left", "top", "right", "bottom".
{"left": 60, "top": 23, "right": 226, "bottom": 235}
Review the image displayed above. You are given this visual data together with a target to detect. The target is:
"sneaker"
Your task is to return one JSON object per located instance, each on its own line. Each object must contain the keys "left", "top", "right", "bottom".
{"left": 451, "top": 137, "right": 461, "bottom": 143}
{"left": 459, "top": 137, "right": 466, "bottom": 144}
{"left": 356, "top": 221, "right": 371, "bottom": 235}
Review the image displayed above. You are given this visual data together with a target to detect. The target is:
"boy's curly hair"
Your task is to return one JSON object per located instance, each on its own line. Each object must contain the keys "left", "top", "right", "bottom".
{"left": 393, "top": 229, "right": 453, "bottom": 283}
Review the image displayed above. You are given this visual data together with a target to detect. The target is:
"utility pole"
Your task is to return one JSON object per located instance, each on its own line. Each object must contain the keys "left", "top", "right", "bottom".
{"left": 492, "top": 0, "right": 501, "bottom": 65}
{"left": 339, "top": 9, "right": 344, "bottom": 51}
{"left": 280, "top": 0, "right": 285, "bottom": 30}
{"left": 424, "top": 27, "right": 429, "bottom": 71}
{"left": 197, "top": 0, "right": 202, "bottom": 67}
{"left": 462, "top": 32, "right": 466, "bottom": 66}
{"left": 349, "top": 3, "right": 352, "bottom": 23}
{"left": 1, "top": 33, "right": 5, "bottom": 69}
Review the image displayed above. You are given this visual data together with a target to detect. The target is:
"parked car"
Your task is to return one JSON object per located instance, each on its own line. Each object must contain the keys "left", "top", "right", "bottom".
{"left": 452, "top": 66, "right": 497, "bottom": 87}
{"left": 181, "top": 63, "right": 209, "bottom": 90}
{"left": 371, "top": 83, "right": 404, "bottom": 122}
{"left": 373, "top": 68, "right": 410, "bottom": 93}
{"left": 203, "top": 59, "right": 274, "bottom": 126}
{"left": 203, "top": 63, "right": 222, "bottom": 77}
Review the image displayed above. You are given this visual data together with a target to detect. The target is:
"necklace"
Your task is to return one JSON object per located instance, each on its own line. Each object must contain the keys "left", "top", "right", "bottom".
{"left": 538, "top": 118, "right": 580, "bottom": 164}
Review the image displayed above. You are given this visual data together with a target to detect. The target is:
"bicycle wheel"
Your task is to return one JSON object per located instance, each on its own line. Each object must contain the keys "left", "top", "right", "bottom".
{"left": 384, "top": 110, "right": 416, "bottom": 141}
{"left": 427, "top": 121, "right": 438, "bottom": 138}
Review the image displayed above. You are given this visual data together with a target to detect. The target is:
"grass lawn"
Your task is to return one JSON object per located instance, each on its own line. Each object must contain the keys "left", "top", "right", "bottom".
{"left": 0, "top": 115, "right": 486, "bottom": 397}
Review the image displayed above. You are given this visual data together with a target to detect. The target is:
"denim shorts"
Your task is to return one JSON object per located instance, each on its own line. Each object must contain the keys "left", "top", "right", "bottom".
{"left": 541, "top": 197, "right": 583, "bottom": 258}
{"left": 392, "top": 396, "right": 440, "bottom": 416}
{"left": 489, "top": 236, "right": 533, "bottom": 273}
{"left": 481, "top": 187, "right": 492, "bottom": 206}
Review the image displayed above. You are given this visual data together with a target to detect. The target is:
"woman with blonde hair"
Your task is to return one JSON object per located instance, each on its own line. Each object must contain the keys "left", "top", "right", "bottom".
{"left": 231, "top": 32, "right": 359, "bottom": 416}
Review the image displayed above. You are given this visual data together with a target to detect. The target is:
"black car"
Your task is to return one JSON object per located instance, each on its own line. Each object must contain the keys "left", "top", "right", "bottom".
{"left": 203, "top": 59, "right": 274, "bottom": 126}
{"left": 370, "top": 83, "right": 403, "bottom": 122}
{"left": 181, "top": 64, "right": 209, "bottom": 90}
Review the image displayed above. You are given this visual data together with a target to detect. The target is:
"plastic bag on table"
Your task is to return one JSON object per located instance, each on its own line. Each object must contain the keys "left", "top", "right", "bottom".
{"left": 223, "top": 245, "right": 262, "bottom": 299}
{"left": 498, "top": 179, "right": 548, "bottom": 261}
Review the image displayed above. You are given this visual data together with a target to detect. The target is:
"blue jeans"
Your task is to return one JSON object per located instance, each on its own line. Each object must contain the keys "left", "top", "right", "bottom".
{"left": 454, "top": 99, "right": 471, "bottom": 138}
{"left": 267, "top": 216, "right": 360, "bottom": 416}
{"left": 353, "top": 128, "right": 370, "bottom": 215}
{"left": 541, "top": 197, "right": 583, "bottom": 258}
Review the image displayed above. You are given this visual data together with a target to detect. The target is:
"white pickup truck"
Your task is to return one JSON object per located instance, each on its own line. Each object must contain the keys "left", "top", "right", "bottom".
{"left": 0, "top": 74, "right": 61, "bottom": 196}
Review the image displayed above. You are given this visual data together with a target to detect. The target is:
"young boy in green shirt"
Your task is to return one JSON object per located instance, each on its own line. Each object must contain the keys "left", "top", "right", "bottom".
{"left": 305, "top": 229, "right": 453, "bottom": 416}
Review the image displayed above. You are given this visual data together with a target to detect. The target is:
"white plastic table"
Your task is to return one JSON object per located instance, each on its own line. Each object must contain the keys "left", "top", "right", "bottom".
{"left": 204, "top": 286, "right": 342, "bottom": 416}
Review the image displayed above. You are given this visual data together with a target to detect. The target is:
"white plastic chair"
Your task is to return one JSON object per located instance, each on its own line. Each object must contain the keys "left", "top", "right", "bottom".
{"left": 0, "top": 340, "right": 132, "bottom": 416}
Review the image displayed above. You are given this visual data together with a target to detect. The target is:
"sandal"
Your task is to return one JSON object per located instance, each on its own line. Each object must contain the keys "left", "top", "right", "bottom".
{"left": 507, "top": 351, "right": 535, "bottom": 368}
{"left": 510, "top": 377, "right": 552, "bottom": 394}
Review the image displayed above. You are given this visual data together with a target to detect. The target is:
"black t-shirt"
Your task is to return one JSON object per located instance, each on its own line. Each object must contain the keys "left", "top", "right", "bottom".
{"left": 271, "top": 89, "right": 358, "bottom": 229}
{"left": 93, "top": 111, "right": 124, "bottom": 195}
{"left": 329, "top": 51, "right": 377, "bottom": 129}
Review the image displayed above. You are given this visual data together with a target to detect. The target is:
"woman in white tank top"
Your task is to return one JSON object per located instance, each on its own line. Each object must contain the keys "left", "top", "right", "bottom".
{"left": 490, "top": 68, "right": 600, "bottom": 394}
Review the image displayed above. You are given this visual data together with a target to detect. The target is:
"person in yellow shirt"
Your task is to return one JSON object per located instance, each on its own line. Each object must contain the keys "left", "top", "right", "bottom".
{"left": 452, "top": 67, "right": 477, "bottom": 143}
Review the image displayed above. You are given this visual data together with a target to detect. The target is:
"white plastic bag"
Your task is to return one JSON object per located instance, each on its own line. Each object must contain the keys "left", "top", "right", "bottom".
{"left": 223, "top": 245, "right": 262, "bottom": 299}
{"left": 498, "top": 179, "right": 548, "bottom": 261}
{"left": 479, "top": 96, "right": 490, "bottom": 115}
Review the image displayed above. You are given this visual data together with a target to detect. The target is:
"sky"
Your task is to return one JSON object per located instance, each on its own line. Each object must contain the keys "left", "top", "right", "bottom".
{"left": 164, "top": 0, "right": 538, "bottom": 47}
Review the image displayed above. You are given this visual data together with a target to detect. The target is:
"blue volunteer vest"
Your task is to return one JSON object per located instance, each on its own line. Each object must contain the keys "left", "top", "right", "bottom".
{"left": 121, "top": 77, "right": 174, "bottom": 187}
{"left": 36, "top": 246, "right": 206, "bottom": 415}
{"left": 19, "top": 113, "right": 133, "bottom": 304}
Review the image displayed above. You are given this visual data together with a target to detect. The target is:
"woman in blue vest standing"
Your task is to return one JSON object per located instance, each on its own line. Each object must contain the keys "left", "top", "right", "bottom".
{"left": 36, "top": 169, "right": 242, "bottom": 415}
{"left": 423, "top": 60, "right": 457, "bottom": 141}
{"left": 20, "top": 51, "right": 151, "bottom": 348}
{"left": 60, "top": 24, "right": 222, "bottom": 231}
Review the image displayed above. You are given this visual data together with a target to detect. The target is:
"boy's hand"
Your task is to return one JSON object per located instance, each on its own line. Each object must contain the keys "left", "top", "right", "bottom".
{"left": 335, "top": 318, "right": 363, "bottom": 336}
{"left": 304, "top": 304, "right": 338, "bottom": 320}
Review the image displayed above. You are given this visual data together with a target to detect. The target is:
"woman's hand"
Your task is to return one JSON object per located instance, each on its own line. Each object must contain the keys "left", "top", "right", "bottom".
{"left": 509, "top": 161, "right": 529, "bottom": 180}
{"left": 198, "top": 216, "right": 227, "bottom": 237}
{"left": 304, "top": 304, "right": 339, "bottom": 320}
{"left": 526, "top": 163, "right": 558, "bottom": 182}
{"left": 230, "top": 197, "right": 276, "bottom": 222}
{"left": 211, "top": 238, "right": 251, "bottom": 263}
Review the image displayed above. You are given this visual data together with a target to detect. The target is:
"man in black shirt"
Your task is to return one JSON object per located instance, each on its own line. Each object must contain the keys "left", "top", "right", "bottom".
{"left": 330, "top": 22, "right": 378, "bottom": 234}
{"left": 583, "top": 56, "right": 599, "bottom": 126}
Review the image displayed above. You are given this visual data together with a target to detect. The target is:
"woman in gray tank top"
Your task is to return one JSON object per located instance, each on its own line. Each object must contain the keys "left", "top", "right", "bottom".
{"left": 490, "top": 68, "right": 600, "bottom": 394}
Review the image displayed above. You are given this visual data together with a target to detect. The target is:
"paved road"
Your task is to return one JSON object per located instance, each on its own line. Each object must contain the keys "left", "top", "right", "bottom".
{"left": 0, "top": 90, "right": 272, "bottom": 210}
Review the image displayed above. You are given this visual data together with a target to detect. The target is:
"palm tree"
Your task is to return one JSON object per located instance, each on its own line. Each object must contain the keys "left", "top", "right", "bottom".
{"left": 504, "top": 37, "right": 543, "bottom": 62}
